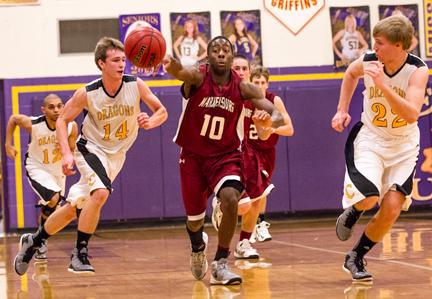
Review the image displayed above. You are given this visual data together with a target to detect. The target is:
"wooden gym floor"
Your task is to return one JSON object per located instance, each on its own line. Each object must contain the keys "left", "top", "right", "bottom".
{"left": 1, "top": 217, "right": 432, "bottom": 298}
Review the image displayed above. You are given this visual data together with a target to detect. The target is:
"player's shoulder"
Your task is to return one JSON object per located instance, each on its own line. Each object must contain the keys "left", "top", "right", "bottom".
{"left": 122, "top": 74, "right": 137, "bottom": 83}
{"left": 406, "top": 54, "right": 427, "bottom": 68}
{"left": 85, "top": 78, "right": 103, "bottom": 92}
{"left": 363, "top": 51, "right": 378, "bottom": 62}
{"left": 30, "top": 115, "right": 45, "bottom": 125}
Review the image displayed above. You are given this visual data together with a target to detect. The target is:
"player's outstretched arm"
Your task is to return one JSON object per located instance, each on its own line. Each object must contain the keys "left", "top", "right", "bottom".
{"left": 240, "top": 81, "right": 284, "bottom": 128}
{"left": 5, "top": 114, "right": 32, "bottom": 159}
{"left": 163, "top": 55, "right": 203, "bottom": 86}
{"left": 137, "top": 78, "right": 168, "bottom": 130}
{"left": 57, "top": 87, "right": 87, "bottom": 175}
{"left": 331, "top": 56, "right": 363, "bottom": 132}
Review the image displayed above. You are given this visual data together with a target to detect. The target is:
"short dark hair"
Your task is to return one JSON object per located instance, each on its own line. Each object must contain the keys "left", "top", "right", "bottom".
{"left": 207, "top": 36, "right": 234, "bottom": 55}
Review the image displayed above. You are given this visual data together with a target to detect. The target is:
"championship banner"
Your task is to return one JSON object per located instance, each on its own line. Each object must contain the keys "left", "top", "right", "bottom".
{"left": 378, "top": 5, "right": 420, "bottom": 57}
{"left": 329, "top": 6, "right": 371, "bottom": 69}
{"left": 169, "top": 12, "right": 211, "bottom": 67}
{"left": 119, "top": 13, "right": 165, "bottom": 77}
{"left": 0, "top": 0, "right": 39, "bottom": 5}
{"left": 220, "top": 10, "right": 262, "bottom": 66}
{"left": 423, "top": 0, "right": 432, "bottom": 58}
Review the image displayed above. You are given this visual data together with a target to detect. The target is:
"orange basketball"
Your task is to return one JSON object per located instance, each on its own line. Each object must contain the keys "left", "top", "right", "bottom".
{"left": 124, "top": 27, "right": 166, "bottom": 68}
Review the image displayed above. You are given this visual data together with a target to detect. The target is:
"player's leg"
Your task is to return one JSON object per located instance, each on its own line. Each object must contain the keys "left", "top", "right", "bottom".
{"left": 68, "top": 143, "right": 121, "bottom": 274}
{"left": 235, "top": 198, "right": 260, "bottom": 259}
{"left": 336, "top": 123, "right": 382, "bottom": 241}
{"left": 254, "top": 196, "right": 273, "bottom": 242}
{"left": 181, "top": 151, "right": 210, "bottom": 280}
{"left": 14, "top": 201, "right": 77, "bottom": 276}
{"left": 211, "top": 180, "right": 242, "bottom": 285}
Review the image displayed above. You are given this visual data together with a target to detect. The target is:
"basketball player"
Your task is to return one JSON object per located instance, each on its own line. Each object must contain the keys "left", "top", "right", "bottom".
{"left": 236, "top": 66, "right": 294, "bottom": 258}
{"left": 14, "top": 37, "right": 168, "bottom": 275}
{"left": 173, "top": 19, "right": 207, "bottom": 67}
{"left": 332, "top": 14, "right": 368, "bottom": 66}
{"left": 332, "top": 15, "right": 428, "bottom": 282}
{"left": 5, "top": 94, "right": 78, "bottom": 261}
{"left": 163, "top": 36, "right": 283, "bottom": 285}
{"left": 212, "top": 57, "right": 294, "bottom": 259}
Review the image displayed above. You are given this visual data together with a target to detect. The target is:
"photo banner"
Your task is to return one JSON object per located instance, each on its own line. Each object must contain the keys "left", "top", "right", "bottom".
{"left": 119, "top": 13, "right": 165, "bottom": 77}
{"left": 329, "top": 6, "right": 371, "bottom": 69}
{"left": 169, "top": 12, "right": 211, "bottom": 67}
{"left": 378, "top": 5, "right": 420, "bottom": 56}
{"left": 424, "top": 0, "right": 432, "bottom": 57}
{"left": 220, "top": 10, "right": 262, "bottom": 66}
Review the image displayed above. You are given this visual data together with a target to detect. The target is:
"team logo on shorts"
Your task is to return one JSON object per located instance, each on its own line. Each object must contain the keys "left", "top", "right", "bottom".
{"left": 88, "top": 173, "right": 96, "bottom": 187}
{"left": 344, "top": 183, "right": 355, "bottom": 200}
{"left": 263, "top": 0, "right": 325, "bottom": 35}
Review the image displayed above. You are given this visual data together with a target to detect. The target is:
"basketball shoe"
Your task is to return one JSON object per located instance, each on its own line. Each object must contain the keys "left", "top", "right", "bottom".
{"left": 190, "top": 232, "right": 208, "bottom": 280}
{"left": 210, "top": 258, "right": 242, "bottom": 285}
{"left": 336, "top": 206, "right": 364, "bottom": 241}
{"left": 211, "top": 197, "right": 222, "bottom": 231}
{"left": 234, "top": 239, "right": 259, "bottom": 259}
{"left": 250, "top": 221, "right": 272, "bottom": 243}
{"left": 35, "top": 240, "right": 47, "bottom": 261}
{"left": 68, "top": 247, "right": 94, "bottom": 274}
{"left": 343, "top": 251, "right": 373, "bottom": 282}
{"left": 14, "top": 233, "right": 38, "bottom": 276}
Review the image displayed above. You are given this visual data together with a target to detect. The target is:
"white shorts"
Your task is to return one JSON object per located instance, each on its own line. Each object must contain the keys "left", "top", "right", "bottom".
{"left": 25, "top": 157, "right": 65, "bottom": 206}
{"left": 342, "top": 122, "right": 419, "bottom": 211}
{"left": 67, "top": 139, "right": 126, "bottom": 209}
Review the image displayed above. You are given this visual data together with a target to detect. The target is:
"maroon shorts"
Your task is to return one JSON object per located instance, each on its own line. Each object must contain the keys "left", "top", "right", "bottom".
{"left": 180, "top": 149, "right": 244, "bottom": 220}
{"left": 241, "top": 145, "right": 276, "bottom": 202}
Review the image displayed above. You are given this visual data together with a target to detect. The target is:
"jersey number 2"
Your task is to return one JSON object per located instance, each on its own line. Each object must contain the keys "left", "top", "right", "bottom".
{"left": 200, "top": 114, "right": 225, "bottom": 140}
{"left": 372, "top": 103, "right": 407, "bottom": 128}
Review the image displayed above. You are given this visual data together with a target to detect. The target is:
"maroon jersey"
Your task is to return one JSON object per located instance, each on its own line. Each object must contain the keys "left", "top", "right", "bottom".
{"left": 244, "top": 91, "right": 280, "bottom": 150}
{"left": 174, "top": 64, "right": 246, "bottom": 156}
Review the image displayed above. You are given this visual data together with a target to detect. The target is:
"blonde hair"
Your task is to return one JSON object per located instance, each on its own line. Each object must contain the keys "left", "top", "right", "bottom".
{"left": 344, "top": 15, "right": 357, "bottom": 32}
{"left": 250, "top": 66, "right": 270, "bottom": 82}
{"left": 373, "top": 15, "right": 413, "bottom": 50}
{"left": 94, "top": 37, "right": 124, "bottom": 70}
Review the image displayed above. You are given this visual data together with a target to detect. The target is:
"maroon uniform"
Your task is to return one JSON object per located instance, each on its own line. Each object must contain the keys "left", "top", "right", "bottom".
{"left": 241, "top": 91, "right": 279, "bottom": 201}
{"left": 175, "top": 64, "right": 246, "bottom": 218}
{"left": 174, "top": 64, "right": 245, "bottom": 157}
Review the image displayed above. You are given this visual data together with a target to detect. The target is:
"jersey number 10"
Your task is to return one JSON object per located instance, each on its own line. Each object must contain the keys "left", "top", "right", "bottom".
{"left": 200, "top": 114, "right": 225, "bottom": 140}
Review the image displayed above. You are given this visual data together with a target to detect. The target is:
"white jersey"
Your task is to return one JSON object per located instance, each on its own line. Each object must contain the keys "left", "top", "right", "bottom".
{"left": 27, "top": 115, "right": 73, "bottom": 176}
{"left": 361, "top": 52, "right": 426, "bottom": 138}
{"left": 341, "top": 30, "right": 360, "bottom": 60}
{"left": 180, "top": 37, "right": 200, "bottom": 67}
{"left": 80, "top": 75, "right": 141, "bottom": 155}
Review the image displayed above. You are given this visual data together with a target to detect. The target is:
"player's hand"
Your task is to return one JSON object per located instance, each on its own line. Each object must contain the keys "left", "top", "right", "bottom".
{"left": 137, "top": 112, "right": 152, "bottom": 130}
{"left": 252, "top": 110, "right": 272, "bottom": 128}
{"left": 5, "top": 144, "right": 17, "bottom": 159}
{"left": 331, "top": 110, "right": 351, "bottom": 132}
{"left": 364, "top": 61, "right": 385, "bottom": 87}
{"left": 62, "top": 153, "right": 76, "bottom": 176}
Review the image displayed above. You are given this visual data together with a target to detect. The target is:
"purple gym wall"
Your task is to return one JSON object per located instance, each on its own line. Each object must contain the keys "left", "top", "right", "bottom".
{"left": 1, "top": 67, "right": 431, "bottom": 230}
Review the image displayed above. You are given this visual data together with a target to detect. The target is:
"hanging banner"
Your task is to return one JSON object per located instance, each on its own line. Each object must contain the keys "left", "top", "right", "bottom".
{"left": 220, "top": 10, "right": 262, "bottom": 66}
{"left": 119, "top": 13, "right": 165, "bottom": 77}
{"left": 263, "top": 0, "right": 325, "bottom": 35}
{"left": 329, "top": 6, "right": 371, "bottom": 68}
{"left": 378, "top": 4, "right": 420, "bottom": 56}
{"left": 169, "top": 11, "right": 211, "bottom": 67}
